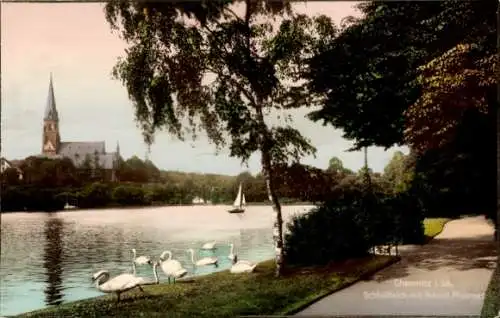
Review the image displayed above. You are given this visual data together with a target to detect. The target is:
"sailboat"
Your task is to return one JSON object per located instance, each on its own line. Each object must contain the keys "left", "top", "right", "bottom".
{"left": 228, "top": 183, "right": 246, "bottom": 214}
{"left": 63, "top": 193, "right": 77, "bottom": 210}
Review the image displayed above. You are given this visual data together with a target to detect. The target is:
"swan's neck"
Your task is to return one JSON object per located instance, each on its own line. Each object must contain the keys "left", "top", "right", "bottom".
{"left": 132, "top": 262, "right": 137, "bottom": 275}
{"left": 166, "top": 251, "right": 172, "bottom": 260}
{"left": 132, "top": 249, "right": 137, "bottom": 259}
{"left": 190, "top": 251, "right": 196, "bottom": 264}
{"left": 95, "top": 275, "right": 108, "bottom": 288}
{"left": 229, "top": 245, "right": 234, "bottom": 254}
{"left": 153, "top": 265, "right": 159, "bottom": 283}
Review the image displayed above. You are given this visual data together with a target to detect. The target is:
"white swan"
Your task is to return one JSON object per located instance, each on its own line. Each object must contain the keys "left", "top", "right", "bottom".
{"left": 187, "top": 248, "right": 218, "bottom": 266}
{"left": 230, "top": 260, "right": 257, "bottom": 274}
{"left": 228, "top": 243, "right": 237, "bottom": 263}
{"left": 132, "top": 248, "right": 152, "bottom": 266}
{"left": 92, "top": 263, "right": 159, "bottom": 302}
{"left": 159, "top": 250, "right": 188, "bottom": 283}
{"left": 201, "top": 241, "right": 217, "bottom": 250}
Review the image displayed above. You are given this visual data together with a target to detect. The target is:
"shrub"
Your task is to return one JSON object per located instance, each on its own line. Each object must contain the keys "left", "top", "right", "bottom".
{"left": 23, "top": 187, "right": 64, "bottom": 212}
{"left": 112, "top": 185, "right": 147, "bottom": 206}
{"left": 1, "top": 186, "right": 27, "bottom": 212}
{"left": 284, "top": 189, "right": 425, "bottom": 266}
{"left": 78, "top": 182, "right": 113, "bottom": 208}
{"left": 284, "top": 197, "right": 371, "bottom": 266}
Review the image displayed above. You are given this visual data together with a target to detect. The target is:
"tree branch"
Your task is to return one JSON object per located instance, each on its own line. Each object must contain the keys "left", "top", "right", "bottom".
{"left": 206, "top": 66, "right": 257, "bottom": 107}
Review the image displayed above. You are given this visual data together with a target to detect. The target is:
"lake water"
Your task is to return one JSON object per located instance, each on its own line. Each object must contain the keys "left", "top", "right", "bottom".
{"left": 0, "top": 204, "right": 311, "bottom": 316}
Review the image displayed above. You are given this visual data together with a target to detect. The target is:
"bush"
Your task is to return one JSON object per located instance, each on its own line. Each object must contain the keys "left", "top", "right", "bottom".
{"left": 78, "top": 182, "right": 113, "bottom": 208}
{"left": 284, "top": 197, "right": 371, "bottom": 266}
{"left": 112, "top": 185, "right": 148, "bottom": 206}
{"left": 284, "top": 190, "right": 425, "bottom": 266}
{"left": 1, "top": 186, "right": 28, "bottom": 212}
{"left": 391, "top": 193, "right": 425, "bottom": 244}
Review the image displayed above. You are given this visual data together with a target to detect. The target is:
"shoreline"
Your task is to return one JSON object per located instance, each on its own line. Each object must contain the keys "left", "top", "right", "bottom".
{"left": 14, "top": 256, "right": 399, "bottom": 317}
{"left": 0, "top": 202, "right": 314, "bottom": 214}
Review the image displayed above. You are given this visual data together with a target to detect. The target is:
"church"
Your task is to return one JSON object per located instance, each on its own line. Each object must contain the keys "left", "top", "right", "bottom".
{"left": 41, "top": 74, "right": 120, "bottom": 181}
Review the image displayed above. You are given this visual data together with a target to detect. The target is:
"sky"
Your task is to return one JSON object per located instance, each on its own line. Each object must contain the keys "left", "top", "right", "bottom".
{"left": 1, "top": 2, "right": 408, "bottom": 176}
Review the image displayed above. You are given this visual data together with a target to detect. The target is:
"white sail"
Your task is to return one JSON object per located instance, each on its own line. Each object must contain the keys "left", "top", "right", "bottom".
{"left": 242, "top": 194, "right": 246, "bottom": 206}
{"left": 233, "top": 183, "right": 243, "bottom": 207}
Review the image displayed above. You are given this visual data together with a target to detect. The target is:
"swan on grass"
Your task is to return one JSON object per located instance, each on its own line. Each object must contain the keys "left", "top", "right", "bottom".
{"left": 230, "top": 260, "right": 257, "bottom": 274}
{"left": 187, "top": 248, "right": 218, "bottom": 266}
{"left": 159, "top": 250, "right": 188, "bottom": 283}
{"left": 201, "top": 241, "right": 217, "bottom": 250}
{"left": 92, "top": 262, "right": 159, "bottom": 302}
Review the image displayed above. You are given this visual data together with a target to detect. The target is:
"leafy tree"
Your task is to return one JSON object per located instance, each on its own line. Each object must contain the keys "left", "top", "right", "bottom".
{"left": 78, "top": 154, "right": 94, "bottom": 183}
{"left": 383, "top": 151, "right": 414, "bottom": 194}
{"left": 326, "top": 156, "right": 352, "bottom": 177}
{"left": 144, "top": 159, "right": 161, "bottom": 182}
{"left": 104, "top": 1, "right": 332, "bottom": 276}
{"left": 1, "top": 167, "right": 22, "bottom": 186}
{"left": 18, "top": 156, "right": 78, "bottom": 188}
{"left": 119, "top": 156, "right": 149, "bottom": 183}
{"left": 404, "top": 43, "right": 496, "bottom": 153}
{"left": 306, "top": 1, "right": 496, "bottom": 150}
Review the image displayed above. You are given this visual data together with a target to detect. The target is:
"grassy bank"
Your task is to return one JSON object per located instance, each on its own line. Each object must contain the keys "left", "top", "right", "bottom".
{"left": 17, "top": 256, "right": 398, "bottom": 318}
{"left": 481, "top": 265, "right": 500, "bottom": 318}
{"left": 423, "top": 218, "right": 451, "bottom": 242}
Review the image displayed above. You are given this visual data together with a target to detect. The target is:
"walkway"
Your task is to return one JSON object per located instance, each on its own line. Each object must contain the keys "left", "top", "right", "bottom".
{"left": 296, "top": 216, "right": 497, "bottom": 316}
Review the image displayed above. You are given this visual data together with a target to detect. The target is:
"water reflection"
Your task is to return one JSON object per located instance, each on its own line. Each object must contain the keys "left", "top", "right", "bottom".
{"left": 42, "top": 215, "right": 64, "bottom": 306}
{"left": 0, "top": 205, "right": 311, "bottom": 316}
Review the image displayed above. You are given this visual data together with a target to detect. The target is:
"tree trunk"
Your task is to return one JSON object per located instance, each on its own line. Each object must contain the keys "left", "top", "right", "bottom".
{"left": 261, "top": 148, "right": 285, "bottom": 277}
{"left": 255, "top": 106, "right": 285, "bottom": 277}
{"left": 496, "top": 0, "right": 500, "bottom": 242}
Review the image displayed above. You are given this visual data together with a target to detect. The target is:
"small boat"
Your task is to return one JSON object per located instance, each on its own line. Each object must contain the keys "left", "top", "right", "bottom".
{"left": 64, "top": 194, "right": 77, "bottom": 210}
{"left": 64, "top": 202, "right": 77, "bottom": 210}
{"left": 228, "top": 183, "right": 246, "bottom": 214}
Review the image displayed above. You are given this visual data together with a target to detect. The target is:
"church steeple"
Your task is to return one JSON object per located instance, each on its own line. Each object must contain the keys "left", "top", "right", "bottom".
{"left": 44, "top": 73, "right": 59, "bottom": 121}
{"left": 42, "top": 73, "right": 61, "bottom": 156}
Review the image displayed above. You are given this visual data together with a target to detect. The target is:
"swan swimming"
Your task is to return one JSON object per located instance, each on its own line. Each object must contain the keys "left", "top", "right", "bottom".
{"left": 201, "top": 241, "right": 217, "bottom": 250}
{"left": 92, "top": 262, "right": 159, "bottom": 302}
{"left": 187, "top": 248, "right": 218, "bottom": 266}
{"left": 132, "top": 248, "right": 152, "bottom": 267}
{"left": 159, "top": 250, "right": 188, "bottom": 283}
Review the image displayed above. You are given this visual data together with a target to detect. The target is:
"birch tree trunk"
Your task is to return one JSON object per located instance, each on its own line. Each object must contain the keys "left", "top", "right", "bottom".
{"left": 261, "top": 148, "right": 285, "bottom": 277}
{"left": 255, "top": 106, "right": 285, "bottom": 277}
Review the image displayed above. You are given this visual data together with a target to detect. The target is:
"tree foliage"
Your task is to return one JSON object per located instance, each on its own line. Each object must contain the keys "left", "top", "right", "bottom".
{"left": 104, "top": 0, "right": 336, "bottom": 276}
{"left": 404, "top": 42, "right": 497, "bottom": 153}
{"left": 306, "top": 1, "right": 496, "bottom": 151}
{"left": 383, "top": 151, "right": 414, "bottom": 194}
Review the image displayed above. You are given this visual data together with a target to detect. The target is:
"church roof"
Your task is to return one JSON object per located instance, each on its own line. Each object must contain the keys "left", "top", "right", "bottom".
{"left": 58, "top": 141, "right": 116, "bottom": 169}
{"left": 44, "top": 74, "right": 59, "bottom": 121}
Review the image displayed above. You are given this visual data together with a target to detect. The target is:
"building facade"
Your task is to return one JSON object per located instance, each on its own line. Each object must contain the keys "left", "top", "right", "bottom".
{"left": 41, "top": 74, "right": 120, "bottom": 181}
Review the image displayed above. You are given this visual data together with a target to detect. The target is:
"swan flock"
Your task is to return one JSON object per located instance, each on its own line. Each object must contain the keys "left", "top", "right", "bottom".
{"left": 91, "top": 243, "right": 257, "bottom": 301}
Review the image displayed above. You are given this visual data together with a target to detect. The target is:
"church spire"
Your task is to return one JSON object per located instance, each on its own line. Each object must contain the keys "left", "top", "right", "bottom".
{"left": 44, "top": 73, "right": 59, "bottom": 121}
{"left": 116, "top": 141, "right": 120, "bottom": 155}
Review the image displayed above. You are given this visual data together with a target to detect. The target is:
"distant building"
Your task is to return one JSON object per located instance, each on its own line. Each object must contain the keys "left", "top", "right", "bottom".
{"left": 0, "top": 157, "right": 23, "bottom": 180}
{"left": 40, "top": 74, "right": 120, "bottom": 181}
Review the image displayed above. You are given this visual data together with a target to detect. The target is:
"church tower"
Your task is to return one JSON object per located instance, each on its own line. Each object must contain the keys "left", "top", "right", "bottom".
{"left": 42, "top": 74, "right": 61, "bottom": 156}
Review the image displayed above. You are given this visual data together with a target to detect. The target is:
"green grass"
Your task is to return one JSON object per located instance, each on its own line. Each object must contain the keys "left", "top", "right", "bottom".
{"left": 423, "top": 218, "right": 451, "bottom": 242}
{"left": 16, "top": 256, "right": 399, "bottom": 318}
{"left": 481, "top": 265, "right": 500, "bottom": 318}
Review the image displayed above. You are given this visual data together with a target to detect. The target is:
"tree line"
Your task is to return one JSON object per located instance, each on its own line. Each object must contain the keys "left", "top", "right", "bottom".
{"left": 1, "top": 151, "right": 408, "bottom": 212}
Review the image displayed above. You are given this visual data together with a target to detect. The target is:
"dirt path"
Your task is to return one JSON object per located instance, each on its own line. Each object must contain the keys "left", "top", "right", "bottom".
{"left": 296, "top": 216, "right": 497, "bottom": 316}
